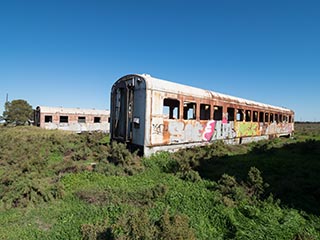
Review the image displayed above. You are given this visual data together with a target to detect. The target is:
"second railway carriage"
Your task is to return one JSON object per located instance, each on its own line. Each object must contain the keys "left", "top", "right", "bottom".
{"left": 34, "top": 106, "right": 110, "bottom": 133}
{"left": 110, "top": 74, "right": 294, "bottom": 156}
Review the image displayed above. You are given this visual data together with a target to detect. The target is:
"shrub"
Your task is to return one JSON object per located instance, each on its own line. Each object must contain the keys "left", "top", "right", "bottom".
{"left": 111, "top": 208, "right": 157, "bottom": 239}
{"left": 216, "top": 167, "right": 268, "bottom": 206}
{"left": 83, "top": 208, "right": 196, "bottom": 240}
{"left": 81, "top": 221, "right": 113, "bottom": 240}
{"left": 156, "top": 208, "right": 196, "bottom": 240}
{"left": 95, "top": 142, "right": 144, "bottom": 176}
{"left": 246, "top": 167, "right": 269, "bottom": 198}
{"left": 0, "top": 127, "right": 110, "bottom": 208}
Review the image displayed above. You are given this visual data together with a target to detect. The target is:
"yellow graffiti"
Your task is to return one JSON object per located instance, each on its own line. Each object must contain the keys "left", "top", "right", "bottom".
{"left": 235, "top": 122, "right": 260, "bottom": 137}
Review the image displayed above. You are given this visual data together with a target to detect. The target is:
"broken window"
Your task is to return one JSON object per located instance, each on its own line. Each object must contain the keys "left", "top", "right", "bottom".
{"left": 183, "top": 102, "right": 196, "bottom": 120}
{"left": 265, "top": 113, "right": 269, "bottom": 123}
{"left": 60, "top": 116, "right": 68, "bottom": 123}
{"left": 163, "top": 98, "right": 180, "bottom": 119}
{"left": 270, "top": 113, "right": 274, "bottom": 122}
{"left": 78, "top": 116, "right": 86, "bottom": 123}
{"left": 237, "top": 109, "right": 244, "bottom": 121}
{"left": 245, "top": 110, "right": 251, "bottom": 122}
{"left": 94, "top": 117, "right": 101, "bottom": 123}
{"left": 213, "top": 105, "right": 223, "bottom": 120}
{"left": 200, "top": 104, "right": 211, "bottom": 120}
{"left": 253, "top": 111, "right": 258, "bottom": 122}
{"left": 45, "top": 115, "right": 52, "bottom": 123}
{"left": 227, "top": 107, "right": 235, "bottom": 121}
{"left": 259, "top": 112, "right": 264, "bottom": 122}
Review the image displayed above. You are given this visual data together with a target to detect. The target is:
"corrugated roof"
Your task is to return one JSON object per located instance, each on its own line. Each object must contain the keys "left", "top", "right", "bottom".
{"left": 136, "top": 74, "right": 293, "bottom": 113}
{"left": 37, "top": 106, "right": 110, "bottom": 115}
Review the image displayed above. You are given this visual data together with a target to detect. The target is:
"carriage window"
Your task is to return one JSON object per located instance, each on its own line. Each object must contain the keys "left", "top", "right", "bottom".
{"left": 279, "top": 114, "right": 283, "bottom": 122}
{"left": 45, "top": 115, "right": 52, "bottom": 123}
{"left": 200, "top": 104, "right": 211, "bottom": 120}
{"left": 270, "top": 113, "right": 274, "bottom": 122}
{"left": 213, "top": 105, "right": 223, "bottom": 120}
{"left": 265, "top": 113, "right": 269, "bottom": 123}
{"left": 245, "top": 110, "right": 251, "bottom": 122}
{"left": 275, "top": 114, "right": 278, "bottom": 123}
{"left": 60, "top": 116, "right": 68, "bottom": 123}
{"left": 94, "top": 117, "right": 101, "bottom": 123}
{"left": 78, "top": 116, "right": 86, "bottom": 123}
{"left": 283, "top": 115, "right": 287, "bottom": 122}
{"left": 289, "top": 115, "right": 292, "bottom": 123}
{"left": 183, "top": 102, "right": 196, "bottom": 120}
{"left": 253, "top": 111, "right": 258, "bottom": 122}
{"left": 259, "top": 112, "right": 264, "bottom": 122}
{"left": 163, "top": 98, "right": 180, "bottom": 119}
{"left": 237, "top": 109, "right": 244, "bottom": 121}
{"left": 227, "top": 107, "right": 235, "bottom": 121}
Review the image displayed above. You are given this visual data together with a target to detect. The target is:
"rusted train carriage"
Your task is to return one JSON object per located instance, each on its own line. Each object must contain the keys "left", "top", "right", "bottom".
{"left": 110, "top": 74, "right": 294, "bottom": 156}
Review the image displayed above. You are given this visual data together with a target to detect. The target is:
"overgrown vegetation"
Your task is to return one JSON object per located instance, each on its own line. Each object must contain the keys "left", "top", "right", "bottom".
{"left": 0, "top": 124, "right": 320, "bottom": 239}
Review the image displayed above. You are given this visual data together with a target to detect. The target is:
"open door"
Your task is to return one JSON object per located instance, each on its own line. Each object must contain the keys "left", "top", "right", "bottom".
{"left": 112, "top": 79, "right": 134, "bottom": 143}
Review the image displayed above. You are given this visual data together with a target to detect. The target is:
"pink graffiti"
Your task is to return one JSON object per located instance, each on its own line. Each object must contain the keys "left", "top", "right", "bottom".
{"left": 203, "top": 120, "right": 216, "bottom": 141}
{"left": 222, "top": 117, "right": 227, "bottom": 124}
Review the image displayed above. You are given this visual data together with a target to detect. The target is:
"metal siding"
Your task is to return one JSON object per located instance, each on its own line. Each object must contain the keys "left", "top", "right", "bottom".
{"left": 144, "top": 88, "right": 152, "bottom": 148}
{"left": 131, "top": 78, "right": 146, "bottom": 146}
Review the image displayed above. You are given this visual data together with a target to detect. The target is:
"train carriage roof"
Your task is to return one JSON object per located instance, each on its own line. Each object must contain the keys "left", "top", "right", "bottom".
{"left": 130, "top": 74, "right": 293, "bottom": 113}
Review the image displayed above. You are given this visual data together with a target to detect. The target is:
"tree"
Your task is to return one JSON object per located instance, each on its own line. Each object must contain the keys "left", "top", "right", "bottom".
{"left": 2, "top": 99, "right": 33, "bottom": 126}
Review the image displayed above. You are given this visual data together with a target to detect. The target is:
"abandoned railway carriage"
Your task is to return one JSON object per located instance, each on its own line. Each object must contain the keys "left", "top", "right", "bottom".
{"left": 110, "top": 74, "right": 294, "bottom": 156}
{"left": 34, "top": 106, "right": 110, "bottom": 133}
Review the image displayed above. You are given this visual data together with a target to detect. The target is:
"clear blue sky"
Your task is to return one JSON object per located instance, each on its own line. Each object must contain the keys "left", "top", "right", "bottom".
{"left": 0, "top": 0, "right": 319, "bottom": 121}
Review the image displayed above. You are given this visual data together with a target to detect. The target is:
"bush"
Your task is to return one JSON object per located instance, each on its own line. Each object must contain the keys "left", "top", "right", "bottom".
{"left": 94, "top": 142, "right": 144, "bottom": 176}
{"left": 156, "top": 208, "right": 196, "bottom": 240}
{"left": 81, "top": 208, "right": 196, "bottom": 240}
{"left": 216, "top": 167, "right": 268, "bottom": 206}
{"left": 0, "top": 127, "right": 110, "bottom": 208}
{"left": 81, "top": 221, "right": 112, "bottom": 240}
{"left": 246, "top": 167, "right": 269, "bottom": 198}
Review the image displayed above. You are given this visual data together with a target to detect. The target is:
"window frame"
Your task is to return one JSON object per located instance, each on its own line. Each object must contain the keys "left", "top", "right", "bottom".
{"left": 200, "top": 103, "right": 211, "bottom": 120}
{"left": 78, "top": 116, "right": 86, "bottom": 123}
{"left": 163, "top": 98, "right": 180, "bottom": 120}
{"left": 44, "top": 115, "right": 52, "bottom": 123}
{"left": 183, "top": 101, "right": 197, "bottom": 120}
{"left": 59, "top": 116, "right": 69, "bottom": 123}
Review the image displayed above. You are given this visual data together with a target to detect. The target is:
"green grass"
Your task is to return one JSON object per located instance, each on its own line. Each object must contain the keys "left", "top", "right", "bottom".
{"left": 0, "top": 124, "right": 320, "bottom": 239}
